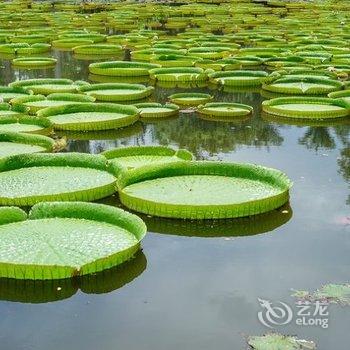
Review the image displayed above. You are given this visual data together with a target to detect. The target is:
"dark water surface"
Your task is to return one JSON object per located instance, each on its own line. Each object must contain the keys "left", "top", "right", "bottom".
{"left": 0, "top": 51, "right": 349, "bottom": 350}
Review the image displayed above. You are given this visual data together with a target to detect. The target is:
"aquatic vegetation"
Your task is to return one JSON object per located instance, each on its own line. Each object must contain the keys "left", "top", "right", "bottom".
{"left": 134, "top": 102, "right": 179, "bottom": 119}
{"left": 262, "top": 97, "right": 349, "bottom": 120}
{"left": 11, "top": 57, "right": 57, "bottom": 69}
{"left": 149, "top": 67, "right": 208, "bottom": 82}
{"left": 118, "top": 161, "right": 291, "bottom": 219}
{"left": 248, "top": 334, "right": 316, "bottom": 350}
{"left": 168, "top": 92, "right": 213, "bottom": 106}
{"left": 102, "top": 145, "right": 193, "bottom": 169}
{"left": 262, "top": 76, "right": 343, "bottom": 95}
{"left": 0, "top": 86, "right": 32, "bottom": 103}
{"left": 37, "top": 103, "right": 139, "bottom": 131}
{"left": 0, "top": 202, "right": 146, "bottom": 279}
{"left": 78, "top": 83, "right": 154, "bottom": 102}
{"left": 209, "top": 70, "right": 268, "bottom": 87}
{"left": 197, "top": 102, "right": 253, "bottom": 118}
{"left": 0, "top": 132, "right": 55, "bottom": 158}
{"left": 10, "top": 79, "right": 89, "bottom": 95}
{"left": 89, "top": 61, "right": 160, "bottom": 77}
{"left": 0, "top": 152, "right": 121, "bottom": 205}
{"left": 0, "top": 115, "right": 52, "bottom": 134}
{"left": 72, "top": 44, "right": 123, "bottom": 56}
{"left": 0, "top": 103, "right": 28, "bottom": 117}
{"left": 11, "top": 93, "right": 95, "bottom": 114}
{"left": 293, "top": 283, "right": 350, "bottom": 305}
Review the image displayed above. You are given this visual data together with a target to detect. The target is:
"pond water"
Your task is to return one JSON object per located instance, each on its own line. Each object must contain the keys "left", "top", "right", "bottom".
{"left": 0, "top": 50, "right": 349, "bottom": 350}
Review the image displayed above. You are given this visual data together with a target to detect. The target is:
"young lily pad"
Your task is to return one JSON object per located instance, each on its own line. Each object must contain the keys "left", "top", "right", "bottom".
{"left": 262, "top": 76, "right": 343, "bottom": 95}
{"left": 248, "top": 334, "right": 316, "bottom": 350}
{"left": 118, "top": 161, "right": 292, "bottom": 219}
{"left": 168, "top": 92, "right": 213, "bottom": 106}
{"left": 11, "top": 57, "right": 57, "bottom": 69}
{"left": 79, "top": 83, "right": 154, "bottom": 102}
{"left": 134, "top": 103, "right": 179, "bottom": 118}
{"left": 102, "top": 146, "right": 193, "bottom": 169}
{"left": 0, "top": 86, "right": 32, "bottom": 102}
{"left": 11, "top": 93, "right": 96, "bottom": 114}
{"left": 209, "top": 70, "right": 268, "bottom": 86}
{"left": 9, "top": 79, "right": 89, "bottom": 95}
{"left": 0, "top": 152, "right": 121, "bottom": 205}
{"left": 149, "top": 67, "right": 207, "bottom": 82}
{"left": 89, "top": 61, "right": 160, "bottom": 77}
{"left": 0, "top": 132, "right": 55, "bottom": 159}
{"left": 197, "top": 102, "right": 253, "bottom": 118}
{"left": 0, "top": 116, "right": 52, "bottom": 134}
{"left": 0, "top": 202, "right": 146, "bottom": 280}
{"left": 262, "top": 97, "right": 349, "bottom": 119}
{"left": 37, "top": 103, "right": 139, "bottom": 131}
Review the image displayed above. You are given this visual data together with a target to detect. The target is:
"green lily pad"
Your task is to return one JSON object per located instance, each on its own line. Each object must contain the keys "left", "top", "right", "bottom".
{"left": 0, "top": 86, "right": 32, "bottom": 102}
{"left": 262, "top": 97, "right": 349, "bottom": 119}
{"left": 134, "top": 102, "right": 179, "bottom": 118}
{"left": 79, "top": 83, "right": 154, "bottom": 102}
{"left": 0, "top": 153, "right": 121, "bottom": 205}
{"left": 0, "top": 202, "right": 146, "bottom": 279}
{"left": 11, "top": 93, "right": 96, "bottom": 114}
{"left": 168, "top": 92, "right": 213, "bottom": 106}
{"left": 248, "top": 334, "right": 316, "bottom": 350}
{"left": 9, "top": 79, "right": 89, "bottom": 95}
{"left": 11, "top": 57, "right": 57, "bottom": 69}
{"left": 197, "top": 102, "right": 253, "bottom": 118}
{"left": 37, "top": 103, "right": 139, "bottom": 131}
{"left": 209, "top": 70, "right": 268, "bottom": 86}
{"left": 0, "top": 132, "right": 54, "bottom": 158}
{"left": 118, "top": 161, "right": 292, "bottom": 219}
{"left": 0, "top": 116, "right": 52, "bottom": 134}
{"left": 149, "top": 67, "right": 207, "bottom": 82}
{"left": 102, "top": 146, "right": 193, "bottom": 169}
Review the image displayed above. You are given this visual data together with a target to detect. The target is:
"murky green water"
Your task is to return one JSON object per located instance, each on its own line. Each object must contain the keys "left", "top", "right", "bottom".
{"left": 0, "top": 51, "right": 349, "bottom": 350}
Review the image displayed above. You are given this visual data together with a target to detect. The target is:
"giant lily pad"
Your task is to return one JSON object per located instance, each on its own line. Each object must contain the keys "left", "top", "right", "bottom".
{"left": 0, "top": 153, "right": 121, "bottom": 205}
{"left": 89, "top": 61, "right": 160, "bottom": 77}
{"left": 118, "top": 161, "right": 292, "bottom": 219}
{"left": 0, "top": 202, "right": 146, "bottom": 279}
{"left": 262, "top": 76, "right": 343, "bottom": 95}
{"left": 37, "top": 103, "right": 139, "bottom": 131}
{"left": 11, "top": 57, "right": 57, "bottom": 69}
{"left": 9, "top": 79, "right": 89, "bottom": 95}
{"left": 209, "top": 70, "right": 268, "bottom": 86}
{"left": 79, "top": 83, "right": 154, "bottom": 102}
{"left": 197, "top": 102, "right": 253, "bottom": 118}
{"left": 0, "top": 116, "right": 52, "bottom": 134}
{"left": 102, "top": 146, "right": 193, "bottom": 169}
{"left": 0, "top": 132, "right": 54, "bottom": 159}
{"left": 168, "top": 92, "right": 213, "bottom": 106}
{"left": 262, "top": 97, "right": 349, "bottom": 119}
{"left": 248, "top": 334, "right": 316, "bottom": 350}
{"left": 149, "top": 67, "right": 207, "bottom": 82}
{"left": 134, "top": 102, "right": 179, "bottom": 119}
{"left": 11, "top": 93, "right": 96, "bottom": 114}
{"left": 0, "top": 86, "right": 32, "bottom": 102}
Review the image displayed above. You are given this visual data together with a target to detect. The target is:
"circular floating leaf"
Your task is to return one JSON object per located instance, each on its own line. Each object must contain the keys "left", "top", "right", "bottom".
{"left": 0, "top": 132, "right": 54, "bottom": 159}
{"left": 11, "top": 57, "right": 57, "bottom": 69}
{"left": 0, "top": 115, "right": 52, "bottom": 134}
{"left": 10, "top": 79, "right": 89, "bottom": 95}
{"left": 79, "top": 83, "right": 154, "bottom": 102}
{"left": 0, "top": 153, "right": 121, "bottom": 205}
{"left": 0, "top": 103, "right": 28, "bottom": 117}
{"left": 134, "top": 102, "right": 179, "bottom": 119}
{"left": 209, "top": 70, "right": 268, "bottom": 86}
{"left": 168, "top": 92, "right": 213, "bottom": 106}
{"left": 11, "top": 93, "right": 96, "bottom": 114}
{"left": 37, "top": 103, "right": 139, "bottom": 131}
{"left": 72, "top": 44, "right": 123, "bottom": 55}
{"left": 248, "top": 334, "right": 316, "bottom": 350}
{"left": 118, "top": 161, "right": 292, "bottom": 219}
{"left": 262, "top": 76, "right": 343, "bottom": 95}
{"left": 102, "top": 146, "right": 193, "bottom": 169}
{"left": 197, "top": 102, "right": 253, "bottom": 118}
{"left": 262, "top": 97, "right": 349, "bottom": 119}
{"left": 0, "top": 86, "right": 32, "bottom": 102}
{"left": 328, "top": 90, "right": 350, "bottom": 104}
{"left": 89, "top": 61, "right": 160, "bottom": 77}
{"left": 149, "top": 67, "right": 207, "bottom": 82}
{"left": 0, "top": 202, "right": 146, "bottom": 280}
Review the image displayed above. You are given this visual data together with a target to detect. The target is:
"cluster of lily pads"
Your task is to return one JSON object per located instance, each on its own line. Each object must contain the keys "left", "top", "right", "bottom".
{"left": 0, "top": 0, "right": 349, "bottom": 347}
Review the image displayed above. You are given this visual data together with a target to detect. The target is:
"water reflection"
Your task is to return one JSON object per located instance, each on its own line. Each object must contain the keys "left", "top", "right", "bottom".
{"left": 0, "top": 251, "right": 146, "bottom": 304}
